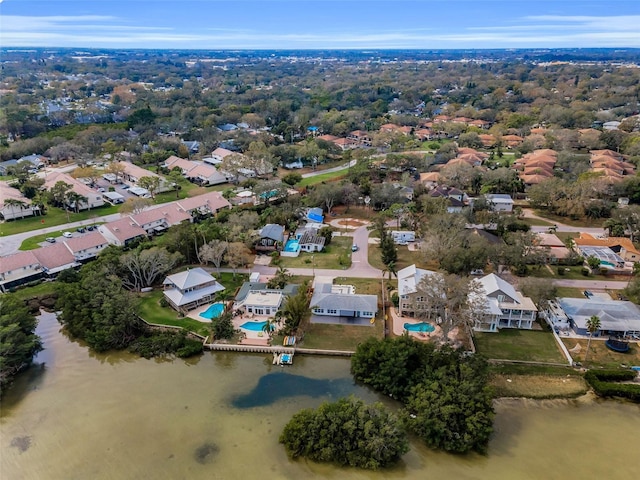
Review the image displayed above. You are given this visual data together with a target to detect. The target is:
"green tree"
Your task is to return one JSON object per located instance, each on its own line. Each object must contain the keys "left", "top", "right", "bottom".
{"left": 56, "top": 264, "right": 145, "bottom": 352}
{"left": 584, "top": 315, "right": 601, "bottom": 365}
{"left": 138, "top": 176, "right": 162, "bottom": 199}
{"left": 280, "top": 397, "right": 409, "bottom": 470}
{"left": 267, "top": 266, "right": 292, "bottom": 289}
{"left": 277, "top": 282, "right": 310, "bottom": 335}
{"left": 282, "top": 172, "right": 302, "bottom": 186}
{"left": 0, "top": 296, "right": 43, "bottom": 390}
{"left": 211, "top": 311, "right": 234, "bottom": 340}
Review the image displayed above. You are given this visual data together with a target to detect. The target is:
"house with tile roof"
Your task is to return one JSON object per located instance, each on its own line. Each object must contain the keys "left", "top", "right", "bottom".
{"left": 44, "top": 172, "right": 104, "bottom": 210}
{"left": 130, "top": 205, "right": 192, "bottom": 235}
{"left": 33, "top": 243, "right": 79, "bottom": 275}
{"left": 0, "top": 183, "right": 39, "bottom": 220}
{"left": 163, "top": 267, "right": 225, "bottom": 312}
{"left": 117, "top": 162, "right": 171, "bottom": 192}
{"left": 62, "top": 232, "right": 110, "bottom": 262}
{"left": 0, "top": 250, "right": 43, "bottom": 292}
{"left": 175, "top": 191, "right": 231, "bottom": 217}
{"left": 98, "top": 217, "right": 147, "bottom": 247}
{"left": 573, "top": 233, "right": 640, "bottom": 263}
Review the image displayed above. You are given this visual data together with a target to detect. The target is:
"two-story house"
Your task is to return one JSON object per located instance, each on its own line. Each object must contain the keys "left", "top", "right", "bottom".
{"left": 474, "top": 274, "right": 537, "bottom": 331}
{"left": 163, "top": 267, "right": 225, "bottom": 312}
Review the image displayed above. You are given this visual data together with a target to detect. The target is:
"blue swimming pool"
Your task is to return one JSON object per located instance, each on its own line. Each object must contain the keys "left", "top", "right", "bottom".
{"left": 200, "top": 302, "right": 225, "bottom": 320}
{"left": 404, "top": 322, "right": 435, "bottom": 333}
{"left": 283, "top": 239, "right": 300, "bottom": 253}
{"left": 240, "top": 321, "right": 275, "bottom": 332}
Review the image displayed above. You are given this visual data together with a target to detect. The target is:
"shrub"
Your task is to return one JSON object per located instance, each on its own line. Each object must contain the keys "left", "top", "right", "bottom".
{"left": 159, "top": 297, "right": 169, "bottom": 308}
{"left": 585, "top": 370, "right": 640, "bottom": 402}
{"left": 557, "top": 266, "right": 565, "bottom": 276}
{"left": 581, "top": 268, "right": 590, "bottom": 276}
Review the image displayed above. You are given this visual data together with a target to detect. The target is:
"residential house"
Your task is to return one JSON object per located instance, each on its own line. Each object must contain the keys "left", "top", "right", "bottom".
{"left": 0, "top": 250, "right": 43, "bottom": 292}
{"left": 33, "top": 243, "right": 78, "bottom": 276}
{"left": 163, "top": 268, "right": 225, "bottom": 312}
{"left": 576, "top": 245, "right": 625, "bottom": 270}
{"left": 535, "top": 233, "right": 571, "bottom": 264}
{"left": 98, "top": 217, "right": 147, "bottom": 247}
{"left": 44, "top": 172, "right": 105, "bottom": 210}
{"left": 234, "top": 282, "right": 299, "bottom": 316}
{"left": 204, "top": 147, "right": 235, "bottom": 166}
{"left": 63, "top": 232, "right": 109, "bottom": 262}
{"left": 347, "top": 130, "right": 373, "bottom": 147}
{"left": 573, "top": 233, "right": 640, "bottom": 263}
{"left": 0, "top": 184, "right": 38, "bottom": 220}
{"left": 397, "top": 265, "right": 439, "bottom": 317}
{"left": 256, "top": 224, "right": 285, "bottom": 252}
{"left": 298, "top": 231, "right": 325, "bottom": 252}
{"left": 310, "top": 281, "right": 378, "bottom": 320}
{"left": 181, "top": 140, "right": 200, "bottom": 153}
{"left": 130, "top": 205, "right": 192, "bottom": 235}
{"left": 306, "top": 207, "right": 324, "bottom": 223}
{"left": 474, "top": 274, "right": 537, "bottom": 331}
{"left": 486, "top": 194, "right": 514, "bottom": 213}
{"left": 164, "top": 156, "right": 230, "bottom": 186}
{"left": 175, "top": 191, "right": 231, "bottom": 218}
{"left": 117, "top": 162, "right": 171, "bottom": 192}
{"left": 430, "top": 186, "right": 468, "bottom": 213}
{"left": 546, "top": 298, "right": 640, "bottom": 337}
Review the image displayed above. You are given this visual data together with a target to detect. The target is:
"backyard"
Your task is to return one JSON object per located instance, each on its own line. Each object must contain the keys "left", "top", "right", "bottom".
{"left": 299, "top": 321, "right": 384, "bottom": 351}
{"left": 561, "top": 337, "right": 640, "bottom": 368}
{"left": 277, "top": 236, "right": 352, "bottom": 269}
{"left": 367, "top": 244, "right": 429, "bottom": 272}
{"left": 474, "top": 328, "right": 566, "bottom": 363}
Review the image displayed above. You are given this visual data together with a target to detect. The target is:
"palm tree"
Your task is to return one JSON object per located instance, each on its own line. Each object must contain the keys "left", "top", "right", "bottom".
{"left": 262, "top": 318, "right": 276, "bottom": 337}
{"left": 3, "top": 198, "right": 29, "bottom": 219}
{"left": 584, "top": 315, "right": 601, "bottom": 365}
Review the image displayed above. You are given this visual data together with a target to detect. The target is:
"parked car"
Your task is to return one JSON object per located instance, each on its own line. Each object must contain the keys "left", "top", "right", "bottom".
{"left": 351, "top": 244, "right": 359, "bottom": 252}
{"left": 121, "top": 184, "right": 130, "bottom": 190}
{"left": 583, "top": 290, "right": 593, "bottom": 298}
{"left": 45, "top": 237, "right": 56, "bottom": 243}
{"left": 97, "top": 187, "right": 106, "bottom": 192}
{"left": 63, "top": 231, "right": 73, "bottom": 238}
{"left": 77, "top": 227, "right": 86, "bottom": 233}
{"left": 87, "top": 225, "right": 95, "bottom": 231}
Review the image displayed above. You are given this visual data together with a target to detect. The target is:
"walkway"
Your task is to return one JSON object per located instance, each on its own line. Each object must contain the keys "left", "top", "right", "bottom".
{"left": 301, "top": 159, "right": 357, "bottom": 178}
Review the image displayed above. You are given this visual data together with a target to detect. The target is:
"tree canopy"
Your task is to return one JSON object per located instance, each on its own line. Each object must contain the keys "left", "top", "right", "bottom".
{"left": 280, "top": 397, "right": 409, "bottom": 470}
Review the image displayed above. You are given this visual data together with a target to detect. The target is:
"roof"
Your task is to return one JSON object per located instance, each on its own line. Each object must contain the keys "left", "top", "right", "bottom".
{"left": 477, "top": 273, "right": 519, "bottom": 302}
{"left": 574, "top": 234, "right": 640, "bottom": 257}
{"left": 536, "top": 233, "right": 565, "bottom": 248}
{"left": 131, "top": 205, "right": 191, "bottom": 228}
{"left": 260, "top": 224, "right": 284, "bottom": 242}
{"left": 558, "top": 297, "right": 640, "bottom": 333}
{"left": 235, "top": 282, "right": 299, "bottom": 303}
{"left": 33, "top": 243, "right": 77, "bottom": 271}
{"left": 307, "top": 207, "right": 324, "bottom": 223}
{"left": 310, "top": 282, "right": 378, "bottom": 312}
{"left": 299, "top": 231, "right": 326, "bottom": 247}
{"left": 100, "top": 217, "right": 147, "bottom": 243}
{"left": 0, "top": 183, "right": 31, "bottom": 208}
{"left": 577, "top": 246, "right": 624, "bottom": 266}
{"left": 486, "top": 194, "right": 514, "bottom": 204}
{"left": 164, "top": 267, "right": 218, "bottom": 290}
{"left": 0, "top": 250, "right": 40, "bottom": 274}
{"left": 63, "top": 232, "right": 109, "bottom": 253}
{"left": 244, "top": 290, "right": 283, "bottom": 308}
{"left": 176, "top": 191, "right": 230, "bottom": 213}
{"left": 397, "top": 264, "right": 438, "bottom": 296}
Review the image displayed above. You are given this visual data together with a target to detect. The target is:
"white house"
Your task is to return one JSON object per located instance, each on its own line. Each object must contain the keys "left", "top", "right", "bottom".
{"left": 63, "top": 232, "right": 109, "bottom": 262}
{"left": 485, "top": 194, "right": 514, "bottom": 213}
{"left": 0, "top": 251, "right": 43, "bottom": 292}
{"left": 44, "top": 172, "right": 105, "bottom": 210}
{"left": 98, "top": 217, "right": 147, "bottom": 247}
{"left": 163, "top": 268, "right": 225, "bottom": 312}
{"left": 397, "top": 265, "right": 439, "bottom": 316}
{"left": 473, "top": 274, "right": 537, "bottom": 331}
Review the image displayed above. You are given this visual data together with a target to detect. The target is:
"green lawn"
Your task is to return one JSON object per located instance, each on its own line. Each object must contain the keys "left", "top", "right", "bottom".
{"left": 367, "top": 244, "right": 426, "bottom": 271}
{"left": 532, "top": 209, "right": 605, "bottom": 228}
{"left": 300, "top": 321, "right": 384, "bottom": 351}
{"left": 474, "top": 329, "right": 565, "bottom": 363}
{"left": 7, "top": 280, "right": 58, "bottom": 301}
{"left": 277, "top": 236, "right": 352, "bottom": 269}
{"left": 1, "top": 204, "right": 118, "bottom": 236}
{"left": 137, "top": 290, "right": 211, "bottom": 337}
{"left": 298, "top": 170, "right": 347, "bottom": 187}
{"left": 555, "top": 287, "right": 586, "bottom": 298}
{"left": 561, "top": 338, "right": 640, "bottom": 368}
{"left": 529, "top": 265, "right": 608, "bottom": 281}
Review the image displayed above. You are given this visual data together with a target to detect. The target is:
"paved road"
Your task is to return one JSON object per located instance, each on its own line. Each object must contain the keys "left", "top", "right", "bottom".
{"left": 552, "top": 279, "right": 629, "bottom": 290}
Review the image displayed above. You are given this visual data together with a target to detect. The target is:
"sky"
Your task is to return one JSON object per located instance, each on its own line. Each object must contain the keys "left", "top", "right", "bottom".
{"left": 1, "top": 0, "right": 639, "bottom": 50}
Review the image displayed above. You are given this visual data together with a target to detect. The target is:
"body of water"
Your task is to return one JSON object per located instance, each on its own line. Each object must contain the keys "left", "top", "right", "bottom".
{"left": 2, "top": 311, "right": 639, "bottom": 479}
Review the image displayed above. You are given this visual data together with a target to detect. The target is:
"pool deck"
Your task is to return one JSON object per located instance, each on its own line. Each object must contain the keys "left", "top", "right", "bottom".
{"left": 186, "top": 304, "right": 215, "bottom": 323}
{"left": 388, "top": 306, "right": 444, "bottom": 342}
{"left": 233, "top": 312, "right": 283, "bottom": 343}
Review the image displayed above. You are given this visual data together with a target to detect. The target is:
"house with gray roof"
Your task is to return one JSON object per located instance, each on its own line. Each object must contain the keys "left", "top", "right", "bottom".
{"left": 549, "top": 297, "right": 640, "bottom": 337}
{"left": 256, "top": 224, "right": 285, "bottom": 252}
{"left": 162, "top": 267, "right": 225, "bottom": 312}
{"left": 310, "top": 280, "right": 378, "bottom": 322}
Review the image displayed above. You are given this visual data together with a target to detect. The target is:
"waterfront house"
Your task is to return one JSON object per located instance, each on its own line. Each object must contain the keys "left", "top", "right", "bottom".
{"left": 310, "top": 281, "right": 378, "bottom": 321}
{"left": 163, "top": 267, "right": 225, "bottom": 312}
{"left": 474, "top": 274, "right": 537, "bottom": 330}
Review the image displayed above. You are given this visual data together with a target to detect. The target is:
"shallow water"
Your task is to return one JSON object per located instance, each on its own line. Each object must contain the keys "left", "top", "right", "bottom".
{"left": 2, "top": 312, "right": 639, "bottom": 480}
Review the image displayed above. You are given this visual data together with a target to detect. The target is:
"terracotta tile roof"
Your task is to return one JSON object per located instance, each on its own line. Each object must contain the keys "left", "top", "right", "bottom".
{"left": 63, "top": 231, "right": 109, "bottom": 253}
{"left": 176, "top": 191, "right": 230, "bottom": 213}
{"left": 102, "top": 217, "right": 147, "bottom": 243}
{"left": 575, "top": 234, "right": 640, "bottom": 256}
{"left": 132, "top": 205, "right": 191, "bottom": 227}
{"left": 0, "top": 250, "right": 40, "bottom": 274}
{"left": 33, "top": 243, "right": 76, "bottom": 269}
